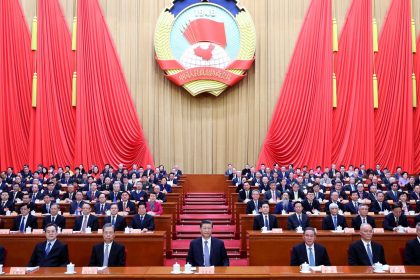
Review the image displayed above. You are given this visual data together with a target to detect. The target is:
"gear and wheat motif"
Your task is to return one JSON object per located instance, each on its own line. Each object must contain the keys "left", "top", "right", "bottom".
{"left": 154, "top": 0, "right": 256, "bottom": 96}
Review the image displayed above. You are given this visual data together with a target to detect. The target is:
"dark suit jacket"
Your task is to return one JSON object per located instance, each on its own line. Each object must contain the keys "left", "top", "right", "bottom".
{"left": 42, "top": 215, "right": 66, "bottom": 230}
{"left": 131, "top": 214, "right": 155, "bottom": 230}
{"left": 264, "top": 190, "right": 282, "bottom": 201}
{"left": 0, "top": 246, "right": 4, "bottom": 265}
{"left": 104, "top": 215, "right": 127, "bottom": 231}
{"left": 117, "top": 201, "right": 136, "bottom": 215}
{"left": 370, "top": 200, "right": 391, "bottom": 214}
{"left": 288, "top": 190, "right": 305, "bottom": 201}
{"left": 351, "top": 215, "right": 376, "bottom": 230}
{"left": 130, "top": 190, "right": 148, "bottom": 202}
{"left": 0, "top": 200, "right": 14, "bottom": 215}
{"left": 42, "top": 190, "right": 60, "bottom": 199}
{"left": 245, "top": 200, "right": 263, "bottom": 214}
{"left": 322, "top": 214, "right": 347, "bottom": 230}
{"left": 62, "top": 192, "right": 76, "bottom": 201}
{"left": 73, "top": 215, "right": 99, "bottom": 231}
{"left": 385, "top": 191, "right": 399, "bottom": 202}
{"left": 302, "top": 199, "right": 321, "bottom": 212}
{"left": 93, "top": 203, "right": 111, "bottom": 215}
{"left": 290, "top": 242, "right": 331, "bottom": 266}
{"left": 274, "top": 201, "right": 294, "bottom": 214}
{"left": 383, "top": 213, "right": 409, "bottom": 230}
{"left": 238, "top": 189, "right": 252, "bottom": 202}
{"left": 89, "top": 242, "right": 126, "bottom": 267}
{"left": 41, "top": 203, "right": 54, "bottom": 214}
{"left": 348, "top": 240, "right": 386, "bottom": 265}
{"left": 12, "top": 214, "right": 38, "bottom": 231}
{"left": 404, "top": 238, "right": 420, "bottom": 265}
{"left": 69, "top": 200, "right": 85, "bottom": 214}
{"left": 325, "top": 201, "right": 345, "bottom": 214}
{"left": 313, "top": 192, "right": 325, "bottom": 200}
{"left": 86, "top": 190, "right": 100, "bottom": 201}
{"left": 186, "top": 237, "right": 229, "bottom": 267}
{"left": 253, "top": 214, "right": 278, "bottom": 230}
{"left": 346, "top": 201, "right": 360, "bottom": 214}
{"left": 28, "top": 240, "right": 69, "bottom": 267}
{"left": 287, "top": 213, "right": 310, "bottom": 230}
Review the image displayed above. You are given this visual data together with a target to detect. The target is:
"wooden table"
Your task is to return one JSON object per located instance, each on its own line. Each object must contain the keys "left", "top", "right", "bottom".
{"left": 248, "top": 230, "right": 416, "bottom": 266}
{"left": 0, "top": 266, "right": 419, "bottom": 279}
{"left": 0, "top": 215, "right": 173, "bottom": 256}
{"left": 0, "top": 232, "right": 166, "bottom": 267}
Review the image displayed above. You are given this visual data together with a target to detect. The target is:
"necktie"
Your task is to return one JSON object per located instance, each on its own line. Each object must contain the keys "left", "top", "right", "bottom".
{"left": 111, "top": 216, "right": 115, "bottom": 226}
{"left": 1, "top": 202, "right": 5, "bottom": 208}
{"left": 246, "top": 191, "right": 249, "bottom": 199}
{"left": 113, "top": 193, "right": 117, "bottom": 203}
{"left": 308, "top": 247, "right": 315, "bottom": 266}
{"left": 264, "top": 215, "right": 269, "bottom": 229}
{"left": 395, "top": 217, "right": 399, "bottom": 226}
{"left": 19, "top": 216, "right": 26, "bottom": 232}
{"left": 140, "top": 215, "right": 143, "bottom": 224}
{"left": 81, "top": 215, "right": 88, "bottom": 231}
{"left": 52, "top": 216, "right": 55, "bottom": 223}
{"left": 204, "top": 240, "right": 210, "bottom": 266}
{"left": 333, "top": 216, "right": 337, "bottom": 230}
{"left": 255, "top": 201, "right": 258, "bottom": 210}
{"left": 45, "top": 242, "right": 52, "bottom": 256}
{"left": 100, "top": 205, "right": 104, "bottom": 213}
{"left": 366, "top": 243, "right": 373, "bottom": 265}
{"left": 46, "top": 204, "right": 50, "bottom": 213}
{"left": 297, "top": 215, "right": 302, "bottom": 226}
{"left": 362, "top": 217, "right": 366, "bottom": 224}
{"left": 272, "top": 191, "right": 276, "bottom": 200}
{"left": 124, "top": 202, "right": 127, "bottom": 210}
{"left": 379, "top": 202, "right": 382, "bottom": 211}
{"left": 103, "top": 244, "right": 109, "bottom": 267}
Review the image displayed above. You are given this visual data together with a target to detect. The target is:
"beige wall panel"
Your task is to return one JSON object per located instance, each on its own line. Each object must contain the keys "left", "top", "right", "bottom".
{"left": 18, "top": 0, "right": 419, "bottom": 173}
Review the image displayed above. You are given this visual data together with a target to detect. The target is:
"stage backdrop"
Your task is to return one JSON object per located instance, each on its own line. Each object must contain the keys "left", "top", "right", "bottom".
{"left": 19, "top": 0, "right": 420, "bottom": 173}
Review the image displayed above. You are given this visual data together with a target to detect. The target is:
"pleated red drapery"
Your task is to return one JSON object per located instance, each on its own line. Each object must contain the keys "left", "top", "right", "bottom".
{"left": 332, "top": 0, "right": 375, "bottom": 167}
{"left": 374, "top": 0, "right": 413, "bottom": 172}
{"left": 0, "top": 0, "right": 32, "bottom": 170}
{"left": 74, "top": 0, "right": 154, "bottom": 169}
{"left": 257, "top": 0, "right": 333, "bottom": 169}
{"left": 28, "top": 0, "right": 76, "bottom": 168}
{"left": 414, "top": 35, "right": 420, "bottom": 173}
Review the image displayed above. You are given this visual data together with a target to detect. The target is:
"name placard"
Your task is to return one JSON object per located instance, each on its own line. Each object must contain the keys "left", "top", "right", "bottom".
{"left": 272, "top": 228, "right": 283, "bottom": 233}
{"left": 32, "top": 229, "right": 44, "bottom": 234}
{"left": 61, "top": 229, "right": 73, "bottom": 234}
{"left": 81, "top": 267, "right": 98, "bottom": 274}
{"left": 0, "top": 229, "right": 10, "bottom": 234}
{"left": 373, "top": 228, "right": 384, "bottom": 233}
{"left": 198, "top": 266, "right": 215, "bottom": 274}
{"left": 390, "top": 266, "right": 405, "bottom": 273}
{"left": 9, "top": 267, "right": 26, "bottom": 275}
{"left": 344, "top": 228, "right": 355, "bottom": 233}
{"left": 321, "top": 266, "right": 337, "bottom": 273}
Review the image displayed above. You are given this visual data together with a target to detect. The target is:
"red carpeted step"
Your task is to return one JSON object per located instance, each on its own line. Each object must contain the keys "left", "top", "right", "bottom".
{"left": 182, "top": 205, "right": 228, "bottom": 214}
{"left": 186, "top": 192, "right": 225, "bottom": 198}
{"left": 172, "top": 239, "right": 240, "bottom": 250}
{"left": 183, "top": 205, "right": 228, "bottom": 209}
{"left": 180, "top": 214, "right": 232, "bottom": 224}
{"left": 176, "top": 225, "right": 235, "bottom": 233}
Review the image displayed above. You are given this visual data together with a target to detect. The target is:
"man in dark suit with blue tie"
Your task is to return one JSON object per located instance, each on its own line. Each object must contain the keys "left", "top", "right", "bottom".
{"left": 104, "top": 204, "right": 126, "bottom": 231}
{"left": 383, "top": 204, "right": 409, "bottom": 231}
{"left": 385, "top": 183, "right": 400, "bottom": 202}
{"left": 27, "top": 223, "right": 69, "bottom": 267}
{"left": 404, "top": 222, "right": 420, "bottom": 265}
{"left": 69, "top": 192, "right": 86, "bottom": 215}
{"left": 93, "top": 194, "right": 111, "bottom": 215}
{"left": 89, "top": 223, "right": 126, "bottom": 267}
{"left": 290, "top": 227, "right": 331, "bottom": 266}
{"left": 42, "top": 204, "right": 66, "bottom": 230}
{"left": 12, "top": 204, "right": 38, "bottom": 232}
{"left": 131, "top": 203, "right": 154, "bottom": 231}
{"left": 287, "top": 201, "right": 310, "bottom": 230}
{"left": 246, "top": 190, "right": 263, "bottom": 214}
{"left": 322, "top": 203, "right": 347, "bottom": 230}
{"left": 253, "top": 202, "right": 278, "bottom": 230}
{"left": 348, "top": 223, "right": 386, "bottom": 265}
{"left": 186, "top": 220, "right": 229, "bottom": 267}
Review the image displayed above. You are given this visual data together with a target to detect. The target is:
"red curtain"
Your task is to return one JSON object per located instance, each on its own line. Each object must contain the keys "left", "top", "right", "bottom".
{"left": 257, "top": 0, "right": 333, "bottom": 169}
{"left": 75, "top": 0, "right": 154, "bottom": 169}
{"left": 28, "top": 0, "right": 76, "bottom": 169}
{"left": 332, "top": 0, "right": 375, "bottom": 167}
{"left": 414, "top": 35, "right": 420, "bottom": 173}
{"left": 0, "top": 0, "right": 32, "bottom": 170}
{"left": 374, "top": 0, "right": 413, "bottom": 172}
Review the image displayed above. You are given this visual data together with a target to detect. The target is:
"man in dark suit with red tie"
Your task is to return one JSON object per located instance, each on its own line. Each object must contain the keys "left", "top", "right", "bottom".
{"left": 27, "top": 223, "right": 69, "bottom": 267}
{"left": 290, "top": 227, "right": 331, "bottom": 266}
{"left": 89, "top": 223, "right": 126, "bottom": 267}
{"left": 253, "top": 202, "right": 278, "bottom": 230}
{"left": 186, "top": 220, "right": 229, "bottom": 267}
{"left": 348, "top": 223, "right": 386, "bottom": 265}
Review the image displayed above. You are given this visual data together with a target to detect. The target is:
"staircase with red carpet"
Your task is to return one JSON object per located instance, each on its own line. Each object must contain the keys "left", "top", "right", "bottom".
{"left": 166, "top": 192, "right": 248, "bottom": 266}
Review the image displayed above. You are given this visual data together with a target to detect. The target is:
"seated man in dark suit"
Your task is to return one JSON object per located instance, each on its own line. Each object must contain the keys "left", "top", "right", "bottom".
{"left": 404, "top": 222, "right": 420, "bottom": 265}
{"left": 28, "top": 223, "right": 69, "bottom": 267}
{"left": 20, "top": 194, "right": 36, "bottom": 213}
{"left": 302, "top": 191, "right": 321, "bottom": 214}
{"left": 246, "top": 190, "right": 263, "bottom": 214}
{"left": 264, "top": 182, "right": 282, "bottom": 203}
{"left": 351, "top": 204, "right": 376, "bottom": 230}
{"left": 42, "top": 183, "right": 60, "bottom": 200}
{"left": 322, "top": 203, "right": 347, "bottom": 230}
{"left": 104, "top": 204, "right": 126, "bottom": 231}
{"left": 131, "top": 203, "right": 154, "bottom": 231}
{"left": 42, "top": 204, "right": 66, "bottom": 230}
{"left": 86, "top": 182, "right": 100, "bottom": 201}
{"left": 324, "top": 192, "right": 346, "bottom": 214}
{"left": 186, "top": 220, "right": 229, "bottom": 267}
{"left": 131, "top": 182, "right": 148, "bottom": 203}
{"left": 348, "top": 223, "right": 386, "bottom": 265}
{"left": 383, "top": 204, "right": 409, "bottom": 231}
{"left": 290, "top": 227, "right": 331, "bottom": 266}
{"left": 117, "top": 192, "right": 136, "bottom": 215}
{"left": 370, "top": 191, "right": 391, "bottom": 214}
{"left": 89, "top": 223, "right": 126, "bottom": 267}
{"left": 152, "top": 185, "right": 167, "bottom": 203}
{"left": 253, "top": 202, "right": 279, "bottom": 230}
{"left": 41, "top": 194, "right": 54, "bottom": 214}
{"left": 385, "top": 183, "right": 400, "bottom": 202}
{"left": 238, "top": 182, "right": 252, "bottom": 202}
{"left": 12, "top": 204, "right": 38, "bottom": 232}
{"left": 69, "top": 191, "right": 86, "bottom": 215}
{"left": 73, "top": 203, "right": 99, "bottom": 232}
{"left": 93, "top": 193, "right": 111, "bottom": 215}
{"left": 346, "top": 191, "right": 361, "bottom": 214}
{"left": 0, "top": 192, "right": 14, "bottom": 215}
{"left": 287, "top": 201, "right": 310, "bottom": 230}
